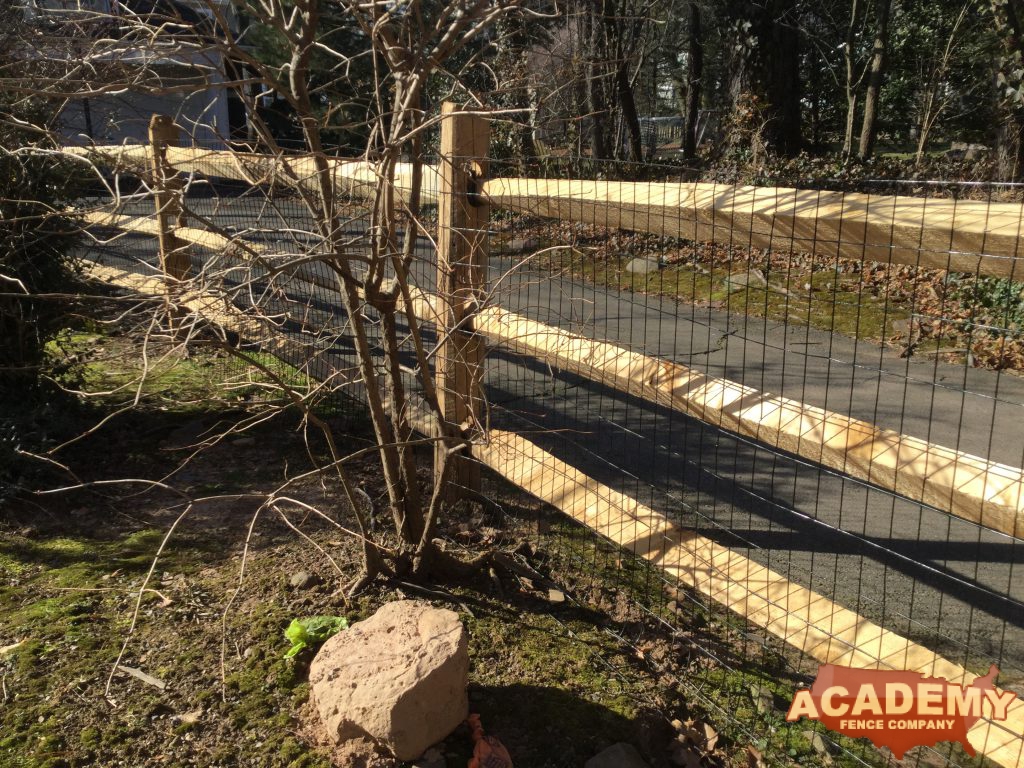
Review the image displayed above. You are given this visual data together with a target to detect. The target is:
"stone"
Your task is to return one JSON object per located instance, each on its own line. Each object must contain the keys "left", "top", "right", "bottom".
{"left": 231, "top": 436, "right": 256, "bottom": 447}
{"left": 585, "top": 743, "right": 650, "bottom": 768}
{"left": 749, "top": 683, "right": 775, "bottom": 714}
{"left": 288, "top": 570, "right": 321, "bottom": 589}
{"left": 626, "top": 257, "right": 661, "bottom": 275}
{"left": 547, "top": 588, "right": 566, "bottom": 604}
{"left": 509, "top": 237, "right": 538, "bottom": 253}
{"left": 723, "top": 269, "right": 766, "bottom": 291}
{"left": 309, "top": 600, "right": 469, "bottom": 761}
{"left": 803, "top": 730, "right": 833, "bottom": 757}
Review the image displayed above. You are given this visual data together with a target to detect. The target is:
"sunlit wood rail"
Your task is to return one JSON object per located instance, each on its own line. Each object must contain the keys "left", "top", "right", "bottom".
{"left": 66, "top": 144, "right": 1024, "bottom": 278}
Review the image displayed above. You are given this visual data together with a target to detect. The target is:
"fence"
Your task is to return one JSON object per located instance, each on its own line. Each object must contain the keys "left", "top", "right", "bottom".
{"left": 67, "top": 108, "right": 1024, "bottom": 768}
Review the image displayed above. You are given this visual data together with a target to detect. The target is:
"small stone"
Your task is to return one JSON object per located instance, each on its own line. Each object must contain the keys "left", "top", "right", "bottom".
{"left": 626, "top": 257, "right": 661, "bottom": 274}
{"left": 509, "top": 237, "right": 538, "bottom": 253}
{"left": 547, "top": 588, "right": 566, "bottom": 604}
{"left": 289, "top": 570, "right": 321, "bottom": 589}
{"left": 585, "top": 743, "right": 650, "bottom": 768}
{"left": 723, "top": 269, "right": 766, "bottom": 291}
{"left": 232, "top": 436, "right": 256, "bottom": 447}
{"left": 174, "top": 709, "right": 203, "bottom": 726}
{"left": 803, "top": 730, "right": 832, "bottom": 756}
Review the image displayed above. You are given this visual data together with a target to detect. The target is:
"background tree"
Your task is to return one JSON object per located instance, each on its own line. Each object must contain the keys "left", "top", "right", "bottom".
{"left": 857, "top": 0, "right": 892, "bottom": 157}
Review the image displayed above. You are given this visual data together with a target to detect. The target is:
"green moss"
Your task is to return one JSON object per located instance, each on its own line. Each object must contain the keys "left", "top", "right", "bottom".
{"left": 541, "top": 251, "right": 910, "bottom": 344}
{"left": 44, "top": 328, "right": 312, "bottom": 414}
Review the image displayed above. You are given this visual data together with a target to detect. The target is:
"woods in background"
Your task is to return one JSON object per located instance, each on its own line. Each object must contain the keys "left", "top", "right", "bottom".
{"left": 446, "top": 0, "right": 1024, "bottom": 179}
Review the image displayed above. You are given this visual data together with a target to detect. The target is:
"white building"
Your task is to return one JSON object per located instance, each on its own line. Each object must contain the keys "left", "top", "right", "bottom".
{"left": 22, "top": 0, "right": 249, "bottom": 147}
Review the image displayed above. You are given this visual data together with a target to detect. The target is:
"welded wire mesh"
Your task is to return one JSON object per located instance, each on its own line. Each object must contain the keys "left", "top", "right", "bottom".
{"left": 77, "top": 138, "right": 1024, "bottom": 767}
{"left": 479, "top": 154, "right": 1024, "bottom": 768}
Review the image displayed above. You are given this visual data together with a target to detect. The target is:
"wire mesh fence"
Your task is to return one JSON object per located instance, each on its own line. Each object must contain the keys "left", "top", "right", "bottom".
{"left": 479, "top": 155, "right": 1024, "bottom": 768}
{"left": 74, "top": 135, "right": 1024, "bottom": 767}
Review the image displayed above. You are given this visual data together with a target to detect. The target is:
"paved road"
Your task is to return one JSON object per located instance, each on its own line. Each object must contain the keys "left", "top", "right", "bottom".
{"left": 87, "top": 192, "right": 1024, "bottom": 677}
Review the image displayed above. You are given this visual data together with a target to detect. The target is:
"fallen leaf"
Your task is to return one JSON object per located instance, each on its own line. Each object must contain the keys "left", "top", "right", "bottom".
{"left": 703, "top": 722, "right": 719, "bottom": 752}
{"left": 0, "top": 640, "right": 25, "bottom": 657}
{"left": 116, "top": 664, "right": 166, "bottom": 691}
{"left": 174, "top": 709, "right": 203, "bottom": 725}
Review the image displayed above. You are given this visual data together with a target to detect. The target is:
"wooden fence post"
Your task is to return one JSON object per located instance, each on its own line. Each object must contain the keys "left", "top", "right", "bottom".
{"left": 435, "top": 102, "right": 490, "bottom": 500}
{"left": 147, "top": 114, "right": 190, "bottom": 283}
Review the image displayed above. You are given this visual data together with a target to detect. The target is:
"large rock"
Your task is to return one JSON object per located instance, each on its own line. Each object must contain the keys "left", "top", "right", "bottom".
{"left": 626, "top": 257, "right": 661, "bottom": 274}
{"left": 309, "top": 600, "right": 469, "bottom": 761}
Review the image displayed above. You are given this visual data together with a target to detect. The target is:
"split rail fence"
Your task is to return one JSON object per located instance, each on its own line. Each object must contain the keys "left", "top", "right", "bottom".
{"left": 68, "top": 107, "right": 1024, "bottom": 768}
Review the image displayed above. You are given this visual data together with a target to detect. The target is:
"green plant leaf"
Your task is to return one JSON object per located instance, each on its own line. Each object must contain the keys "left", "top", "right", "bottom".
{"left": 283, "top": 615, "right": 348, "bottom": 659}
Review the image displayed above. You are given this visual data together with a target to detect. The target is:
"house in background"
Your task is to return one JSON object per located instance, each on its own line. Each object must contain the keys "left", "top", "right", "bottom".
{"left": 23, "top": 0, "right": 251, "bottom": 147}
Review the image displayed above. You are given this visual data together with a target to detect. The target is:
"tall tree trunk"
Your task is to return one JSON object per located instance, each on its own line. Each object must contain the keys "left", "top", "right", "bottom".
{"left": 616, "top": 62, "right": 643, "bottom": 161}
{"left": 997, "top": 114, "right": 1024, "bottom": 181}
{"left": 682, "top": 0, "right": 703, "bottom": 159}
{"left": 991, "top": 0, "right": 1024, "bottom": 180}
{"left": 725, "top": 0, "right": 802, "bottom": 158}
{"left": 764, "top": 0, "right": 802, "bottom": 156}
{"left": 586, "top": 2, "right": 611, "bottom": 159}
{"left": 858, "top": 0, "right": 892, "bottom": 158}
{"left": 809, "top": 44, "right": 821, "bottom": 151}
{"left": 843, "top": 93, "right": 858, "bottom": 156}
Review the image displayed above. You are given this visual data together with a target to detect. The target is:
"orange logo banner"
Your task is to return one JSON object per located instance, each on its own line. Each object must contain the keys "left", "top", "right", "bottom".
{"left": 786, "top": 664, "right": 1017, "bottom": 759}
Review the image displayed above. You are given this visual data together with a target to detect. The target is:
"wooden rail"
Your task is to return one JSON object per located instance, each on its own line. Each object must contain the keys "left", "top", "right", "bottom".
{"left": 85, "top": 263, "right": 360, "bottom": 394}
{"left": 483, "top": 177, "right": 1024, "bottom": 279}
{"left": 65, "top": 144, "right": 1024, "bottom": 278}
{"left": 472, "top": 306, "right": 1024, "bottom": 540}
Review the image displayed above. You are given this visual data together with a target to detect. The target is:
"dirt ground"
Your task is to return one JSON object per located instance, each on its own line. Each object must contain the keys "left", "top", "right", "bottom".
{"left": 0, "top": 327, "right": 909, "bottom": 768}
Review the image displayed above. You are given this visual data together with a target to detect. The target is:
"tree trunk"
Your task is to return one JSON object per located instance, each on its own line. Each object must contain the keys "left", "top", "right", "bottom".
{"left": 997, "top": 113, "right": 1024, "bottom": 181}
{"left": 858, "top": 0, "right": 892, "bottom": 158}
{"left": 763, "top": 0, "right": 802, "bottom": 156}
{"left": 990, "top": 0, "right": 1024, "bottom": 180}
{"left": 682, "top": 1, "right": 702, "bottom": 159}
{"left": 725, "top": 0, "right": 802, "bottom": 158}
{"left": 842, "top": 0, "right": 862, "bottom": 158}
{"left": 843, "top": 93, "right": 857, "bottom": 156}
{"left": 616, "top": 62, "right": 643, "bottom": 161}
{"left": 586, "top": 3, "right": 611, "bottom": 159}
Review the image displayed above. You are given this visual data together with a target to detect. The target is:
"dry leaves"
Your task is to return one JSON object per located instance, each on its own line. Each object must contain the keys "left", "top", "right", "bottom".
{"left": 668, "top": 718, "right": 725, "bottom": 767}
